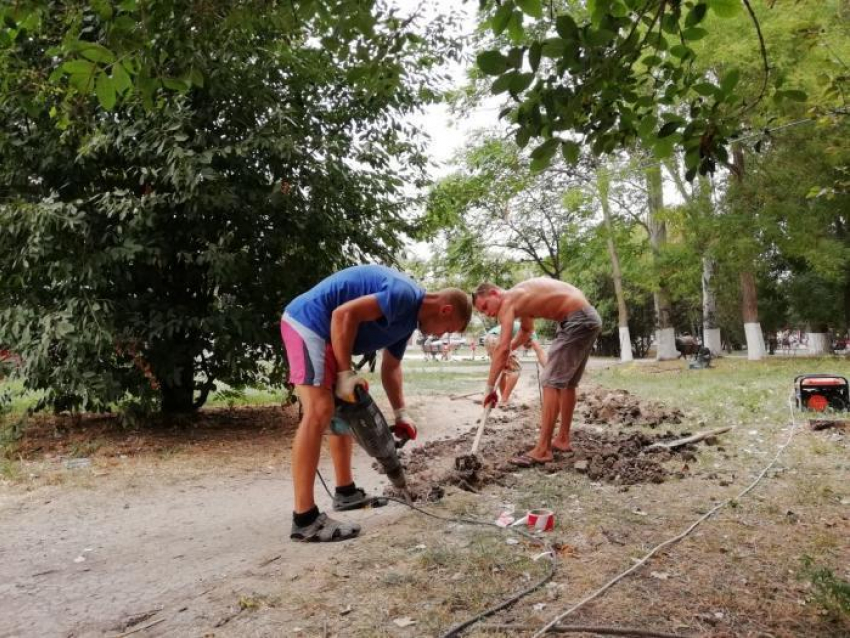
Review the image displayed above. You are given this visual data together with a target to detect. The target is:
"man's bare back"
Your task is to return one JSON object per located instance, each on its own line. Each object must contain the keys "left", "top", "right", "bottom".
{"left": 501, "top": 278, "right": 590, "bottom": 323}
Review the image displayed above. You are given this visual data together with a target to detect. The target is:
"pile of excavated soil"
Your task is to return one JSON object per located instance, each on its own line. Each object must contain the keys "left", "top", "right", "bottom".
{"left": 577, "top": 386, "right": 684, "bottom": 427}
{"left": 385, "top": 397, "right": 695, "bottom": 501}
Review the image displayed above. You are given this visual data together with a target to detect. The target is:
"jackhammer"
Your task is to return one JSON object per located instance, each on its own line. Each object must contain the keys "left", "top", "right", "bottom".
{"left": 333, "top": 386, "right": 410, "bottom": 499}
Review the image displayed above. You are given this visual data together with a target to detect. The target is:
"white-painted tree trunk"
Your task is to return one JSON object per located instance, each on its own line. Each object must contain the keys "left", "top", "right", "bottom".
{"left": 807, "top": 332, "right": 831, "bottom": 355}
{"left": 702, "top": 256, "right": 722, "bottom": 356}
{"left": 598, "top": 170, "right": 633, "bottom": 363}
{"left": 656, "top": 327, "right": 678, "bottom": 360}
{"left": 744, "top": 322, "right": 766, "bottom": 360}
{"left": 619, "top": 327, "right": 634, "bottom": 362}
{"left": 703, "top": 327, "right": 722, "bottom": 356}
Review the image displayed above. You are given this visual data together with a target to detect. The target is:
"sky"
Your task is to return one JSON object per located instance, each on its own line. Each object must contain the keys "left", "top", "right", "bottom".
{"left": 392, "top": 0, "right": 507, "bottom": 260}
{"left": 390, "top": 1, "right": 683, "bottom": 263}
{"left": 395, "top": 0, "right": 506, "bottom": 176}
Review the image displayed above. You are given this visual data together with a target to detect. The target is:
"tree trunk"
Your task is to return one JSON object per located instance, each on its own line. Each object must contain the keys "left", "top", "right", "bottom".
{"left": 807, "top": 322, "right": 832, "bottom": 355}
{"left": 702, "top": 256, "right": 722, "bottom": 356}
{"left": 844, "top": 267, "right": 850, "bottom": 330}
{"left": 740, "top": 270, "right": 766, "bottom": 360}
{"left": 598, "top": 170, "right": 633, "bottom": 362}
{"left": 732, "top": 144, "right": 765, "bottom": 361}
{"left": 160, "top": 352, "right": 196, "bottom": 413}
{"left": 646, "top": 165, "right": 677, "bottom": 360}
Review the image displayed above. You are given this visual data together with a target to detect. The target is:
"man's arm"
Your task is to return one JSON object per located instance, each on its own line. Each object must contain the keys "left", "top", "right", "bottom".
{"left": 531, "top": 339, "right": 547, "bottom": 366}
{"left": 509, "top": 316, "right": 534, "bottom": 351}
{"left": 330, "top": 295, "right": 383, "bottom": 374}
{"left": 487, "top": 307, "right": 516, "bottom": 388}
{"left": 382, "top": 349, "right": 418, "bottom": 443}
{"left": 381, "top": 350, "right": 404, "bottom": 411}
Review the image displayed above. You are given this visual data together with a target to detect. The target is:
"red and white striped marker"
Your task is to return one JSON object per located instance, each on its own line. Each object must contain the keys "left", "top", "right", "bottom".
{"left": 527, "top": 508, "right": 555, "bottom": 532}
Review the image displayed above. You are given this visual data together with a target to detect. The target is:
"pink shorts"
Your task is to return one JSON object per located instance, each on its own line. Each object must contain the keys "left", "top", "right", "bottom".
{"left": 280, "top": 314, "right": 337, "bottom": 390}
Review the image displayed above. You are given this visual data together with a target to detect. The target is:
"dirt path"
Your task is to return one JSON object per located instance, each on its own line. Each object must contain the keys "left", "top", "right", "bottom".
{"left": 0, "top": 377, "right": 498, "bottom": 638}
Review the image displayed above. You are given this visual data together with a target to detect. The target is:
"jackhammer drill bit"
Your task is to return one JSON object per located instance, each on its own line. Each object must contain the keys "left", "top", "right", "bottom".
{"left": 335, "top": 386, "right": 408, "bottom": 492}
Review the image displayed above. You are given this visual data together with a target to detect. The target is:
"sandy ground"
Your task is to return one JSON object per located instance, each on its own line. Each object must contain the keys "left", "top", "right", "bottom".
{"left": 0, "top": 368, "right": 519, "bottom": 638}
{"left": 4, "top": 356, "right": 846, "bottom": 638}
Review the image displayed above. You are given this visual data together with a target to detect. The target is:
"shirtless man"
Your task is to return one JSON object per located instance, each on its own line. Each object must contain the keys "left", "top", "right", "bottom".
{"left": 473, "top": 279, "right": 601, "bottom": 466}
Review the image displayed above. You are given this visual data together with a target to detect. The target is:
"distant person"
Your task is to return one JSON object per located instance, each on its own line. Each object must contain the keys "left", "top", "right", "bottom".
{"left": 473, "top": 278, "right": 600, "bottom": 467}
{"left": 440, "top": 334, "right": 451, "bottom": 361}
{"left": 281, "top": 265, "right": 471, "bottom": 542}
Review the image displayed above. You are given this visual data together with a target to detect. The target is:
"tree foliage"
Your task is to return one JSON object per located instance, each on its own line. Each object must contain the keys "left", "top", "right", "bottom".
{"left": 472, "top": 0, "right": 825, "bottom": 179}
{"left": 0, "top": 1, "right": 457, "bottom": 413}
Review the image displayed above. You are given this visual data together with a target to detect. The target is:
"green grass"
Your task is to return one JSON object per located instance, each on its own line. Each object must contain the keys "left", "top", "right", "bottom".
{"left": 0, "top": 377, "right": 43, "bottom": 417}
{"left": 592, "top": 356, "right": 850, "bottom": 426}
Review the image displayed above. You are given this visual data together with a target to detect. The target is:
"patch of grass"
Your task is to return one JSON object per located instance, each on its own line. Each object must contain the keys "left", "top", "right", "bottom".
{"left": 370, "top": 371, "right": 485, "bottom": 399}
{"left": 0, "top": 378, "right": 43, "bottom": 416}
{"left": 207, "top": 383, "right": 282, "bottom": 409}
{"left": 800, "top": 556, "right": 850, "bottom": 620}
{"left": 595, "top": 357, "right": 850, "bottom": 426}
{"left": 238, "top": 593, "right": 280, "bottom": 611}
{"left": 0, "top": 458, "right": 22, "bottom": 480}
{"left": 0, "top": 415, "right": 27, "bottom": 459}
{"left": 156, "top": 445, "right": 183, "bottom": 461}
{"left": 417, "top": 544, "right": 459, "bottom": 571}
{"left": 68, "top": 438, "right": 103, "bottom": 458}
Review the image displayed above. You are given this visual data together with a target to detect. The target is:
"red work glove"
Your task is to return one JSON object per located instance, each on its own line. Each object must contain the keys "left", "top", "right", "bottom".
{"left": 391, "top": 408, "right": 418, "bottom": 448}
{"left": 483, "top": 384, "right": 498, "bottom": 409}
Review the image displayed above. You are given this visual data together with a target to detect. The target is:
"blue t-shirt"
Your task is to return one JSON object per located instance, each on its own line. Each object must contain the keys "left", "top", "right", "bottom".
{"left": 284, "top": 265, "right": 425, "bottom": 360}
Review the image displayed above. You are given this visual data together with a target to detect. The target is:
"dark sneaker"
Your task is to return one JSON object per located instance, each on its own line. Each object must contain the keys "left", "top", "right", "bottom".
{"left": 332, "top": 487, "right": 389, "bottom": 511}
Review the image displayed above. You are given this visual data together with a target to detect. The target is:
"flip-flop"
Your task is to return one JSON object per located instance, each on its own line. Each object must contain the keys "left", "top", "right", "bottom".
{"left": 508, "top": 453, "right": 548, "bottom": 468}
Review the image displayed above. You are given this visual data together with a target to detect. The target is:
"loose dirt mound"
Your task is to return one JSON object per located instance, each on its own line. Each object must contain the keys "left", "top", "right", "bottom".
{"left": 386, "top": 405, "right": 691, "bottom": 501}
{"left": 577, "top": 386, "right": 684, "bottom": 427}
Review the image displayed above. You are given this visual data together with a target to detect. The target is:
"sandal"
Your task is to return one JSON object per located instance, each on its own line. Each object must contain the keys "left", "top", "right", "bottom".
{"left": 333, "top": 487, "right": 389, "bottom": 512}
{"left": 290, "top": 512, "right": 361, "bottom": 543}
{"left": 508, "top": 452, "right": 549, "bottom": 468}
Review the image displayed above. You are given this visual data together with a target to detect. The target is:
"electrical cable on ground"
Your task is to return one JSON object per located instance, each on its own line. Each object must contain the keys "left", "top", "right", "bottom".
{"left": 316, "top": 385, "right": 804, "bottom": 637}
{"left": 316, "top": 469, "right": 557, "bottom": 637}
{"left": 530, "top": 390, "right": 803, "bottom": 637}
{"left": 484, "top": 624, "right": 687, "bottom": 637}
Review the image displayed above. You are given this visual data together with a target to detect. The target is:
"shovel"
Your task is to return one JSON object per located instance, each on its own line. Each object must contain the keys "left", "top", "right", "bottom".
{"left": 454, "top": 371, "right": 503, "bottom": 474}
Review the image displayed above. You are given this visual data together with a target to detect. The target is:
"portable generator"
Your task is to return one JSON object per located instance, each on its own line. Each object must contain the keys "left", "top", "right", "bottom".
{"left": 794, "top": 374, "right": 850, "bottom": 412}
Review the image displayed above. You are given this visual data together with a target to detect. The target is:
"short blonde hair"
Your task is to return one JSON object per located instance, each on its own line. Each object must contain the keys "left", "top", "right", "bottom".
{"left": 472, "top": 282, "right": 500, "bottom": 306}
{"left": 437, "top": 288, "right": 472, "bottom": 331}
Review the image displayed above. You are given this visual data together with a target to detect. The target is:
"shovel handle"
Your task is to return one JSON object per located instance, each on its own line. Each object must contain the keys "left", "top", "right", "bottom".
{"left": 469, "top": 371, "right": 503, "bottom": 456}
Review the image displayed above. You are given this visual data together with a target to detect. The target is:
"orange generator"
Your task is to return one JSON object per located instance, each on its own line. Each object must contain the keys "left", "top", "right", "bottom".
{"left": 794, "top": 374, "right": 849, "bottom": 412}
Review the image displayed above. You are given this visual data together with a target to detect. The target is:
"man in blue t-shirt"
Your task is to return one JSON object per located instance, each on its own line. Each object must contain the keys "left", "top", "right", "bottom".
{"left": 281, "top": 265, "right": 471, "bottom": 542}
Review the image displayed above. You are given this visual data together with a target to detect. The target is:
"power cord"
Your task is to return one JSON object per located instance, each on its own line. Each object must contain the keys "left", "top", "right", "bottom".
{"left": 531, "top": 390, "right": 803, "bottom": 637}
{"left": 315, "top": 388, "right": 803, "bottom": 637}
{"left": 315, "top": 469, "right": 557, "bottom": 637}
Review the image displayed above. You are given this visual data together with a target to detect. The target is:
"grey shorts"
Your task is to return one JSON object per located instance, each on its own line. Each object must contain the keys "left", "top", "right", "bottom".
{"left": 540, "top": 306, "right": 602, "bottom": 389}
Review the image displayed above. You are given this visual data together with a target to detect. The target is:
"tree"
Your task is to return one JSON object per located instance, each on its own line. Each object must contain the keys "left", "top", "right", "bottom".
{"left": 0, "top": 2, "right": 456, "bottom": 412}
{"left": 597, "top": 167, "right": 634, "bottom": 361}
{"left": 728, "top": 118, "right": 850, "bottom": 353}
{"left": 472, "top": 0, "right": 806, "bottom": 177}
{"left": 423, "top": 137, "right": 595, "bottom": 282}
